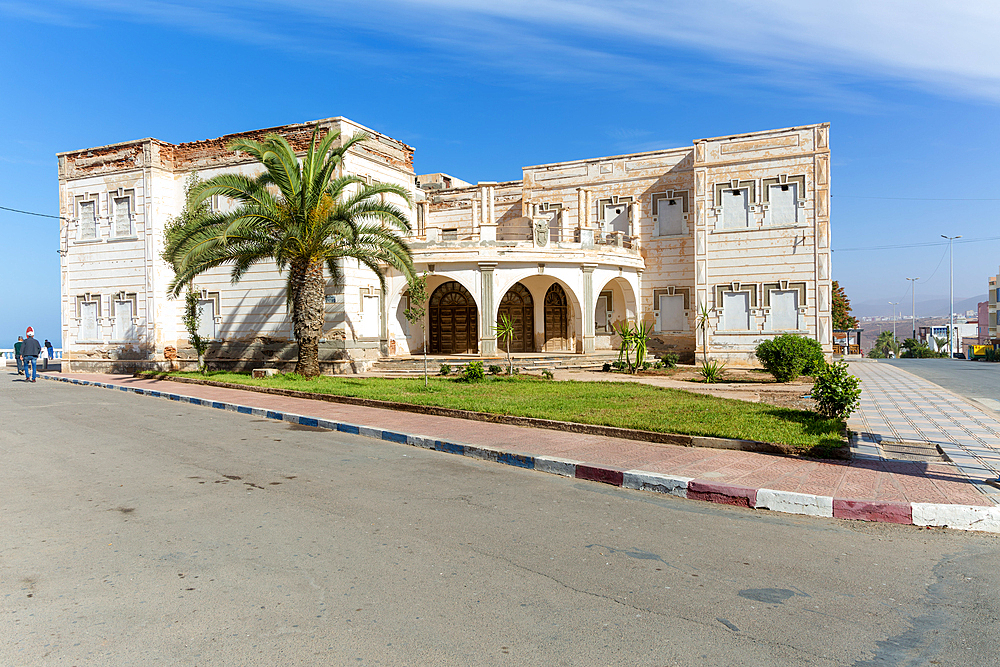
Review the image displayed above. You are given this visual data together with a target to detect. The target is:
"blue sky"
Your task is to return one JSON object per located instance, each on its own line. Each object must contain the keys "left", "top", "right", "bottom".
{"left": 3, "top": 0, "right": 1000, "bottom": 343}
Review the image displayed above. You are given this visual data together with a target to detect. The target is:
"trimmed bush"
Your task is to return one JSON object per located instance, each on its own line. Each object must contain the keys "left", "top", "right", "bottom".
{"left": 488, "top": 364, "right": 504, "bottom": 375}
{"left": 439, "top": 363, "right": 452, "bottom": 376}
{"left": 660, "top": 352, "right": 680, "bottom": 368}
{"left": 755, "top": 334, "right": 826, "bottom": 383}
{"left": 812, "top": 360, "right": 861, "bottom": 419}
{"left": 463, "top": 361, "right": 485, "bottom": 382}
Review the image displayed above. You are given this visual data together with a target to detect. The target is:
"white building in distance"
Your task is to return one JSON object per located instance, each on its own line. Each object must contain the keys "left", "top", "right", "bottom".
{"left": 56, "top": 117, "right": 832, "bottom": 373}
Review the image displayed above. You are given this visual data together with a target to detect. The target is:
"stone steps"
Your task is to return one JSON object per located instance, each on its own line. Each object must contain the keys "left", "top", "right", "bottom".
{"left": 371, "top": 353, "right": 619, "bottom": 374}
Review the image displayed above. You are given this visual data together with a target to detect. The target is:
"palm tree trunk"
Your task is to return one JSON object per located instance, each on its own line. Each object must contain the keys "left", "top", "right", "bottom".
{"left": 291, "top": 259, "right": 326, "bottom": 377}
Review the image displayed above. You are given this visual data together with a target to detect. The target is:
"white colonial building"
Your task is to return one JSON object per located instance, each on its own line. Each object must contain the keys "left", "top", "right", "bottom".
{"left": 56, "top": 117, "right": 832, "bottom": 372}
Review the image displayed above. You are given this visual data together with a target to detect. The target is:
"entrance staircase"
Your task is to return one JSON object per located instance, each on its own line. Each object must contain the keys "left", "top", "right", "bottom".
{"left": 370, "top": 352, "right": 620, "bottom": 376}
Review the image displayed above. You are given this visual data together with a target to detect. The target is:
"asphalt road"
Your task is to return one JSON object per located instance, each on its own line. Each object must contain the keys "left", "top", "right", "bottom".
{"left": 880, "top": 358, "right": 1000, "bottom": 405}
{"left": 3, "top": 375, "right": 1000, "bottom": 666}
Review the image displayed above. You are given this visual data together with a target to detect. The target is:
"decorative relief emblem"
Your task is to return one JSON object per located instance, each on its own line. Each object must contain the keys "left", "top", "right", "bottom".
{"left": 533, "top": 220, "right": 549, "bottom": 247}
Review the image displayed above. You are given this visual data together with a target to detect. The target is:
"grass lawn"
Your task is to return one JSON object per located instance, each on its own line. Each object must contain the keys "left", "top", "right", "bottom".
{"left": 154, "top": 371, "right": 845, "bottom": 451}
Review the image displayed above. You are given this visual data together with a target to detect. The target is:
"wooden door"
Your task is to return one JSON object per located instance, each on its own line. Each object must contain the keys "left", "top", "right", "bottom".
{"left": 543, "top": 284, "right": 569, "bottom": 351}
{"left": 429, "top": 281, "right": 478, "bottom": 354}
{"left": 497, "top": 283, "right": 534, "bottom": 353}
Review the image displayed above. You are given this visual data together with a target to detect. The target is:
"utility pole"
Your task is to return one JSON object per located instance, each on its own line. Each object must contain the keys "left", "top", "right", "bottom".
{"left": 906, "top": 277, "right": 919, "bottom": 341}
{"left": 889, "top": 301, "right": 899, "bottom": 341}
{"left": 941, "top": 235, "right": 961, "bottom": 358}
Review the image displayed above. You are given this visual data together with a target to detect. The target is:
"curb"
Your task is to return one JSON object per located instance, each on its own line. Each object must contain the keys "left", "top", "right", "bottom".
{"left": 136, "top": 373, "right": 852, "bottom": 460}
{"left": 39, "top": 374, "right": 1000, "bottom": 534}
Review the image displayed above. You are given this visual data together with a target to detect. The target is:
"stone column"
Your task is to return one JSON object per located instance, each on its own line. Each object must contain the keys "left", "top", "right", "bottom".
{"left": 479, "top": 262, "right": 498, "bottom": 356}
{"left": 582, "top": 263, "right": 597, "bottom": 354}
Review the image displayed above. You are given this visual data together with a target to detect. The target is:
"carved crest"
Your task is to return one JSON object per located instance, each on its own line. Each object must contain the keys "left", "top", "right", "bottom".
{"left": 533, "top": 220, "right": 549, "bottom": 247}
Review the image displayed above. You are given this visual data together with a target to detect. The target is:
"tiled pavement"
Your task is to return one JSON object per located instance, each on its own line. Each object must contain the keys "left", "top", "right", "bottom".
{"left": 849, "top": 361, "right": 1000, "bottom": 491}
{"left": 39, "top": 371, "right": 997, "bottom": 508}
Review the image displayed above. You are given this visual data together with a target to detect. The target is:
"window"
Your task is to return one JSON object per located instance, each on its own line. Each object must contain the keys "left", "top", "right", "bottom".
{"left": 78, "top": 199, "right": 98, "bottom": 240}
{"left": 76, "top": 295, "right": 101, "bottom": 341}
{"left": 762, "top": 176, "right": 804, "bottom": 226}
{"left": 653, "top": 288, "right": 689, "bottom": 332}
{"left": 721, "top": 188, "right": 749, "bottom": 229}
{"left": 722, "top": 292, "right": 750, "bottom": 330}
{"left": 769, "top": 290, "right": 799, "bottom": 330}
{"left": 652, "top": 191, "right": 688, "bottom": 237}
{"left": 597, "top": 196, "right": 633, "bottom": 235}
{"left": 113, "top": 294, "right": 137, "bottom": 340}
{"left": 714, "top": 181, "right": 754, "bottom": 230}
{"left": 112, "top": 195, "right": 133, "bottom": 237}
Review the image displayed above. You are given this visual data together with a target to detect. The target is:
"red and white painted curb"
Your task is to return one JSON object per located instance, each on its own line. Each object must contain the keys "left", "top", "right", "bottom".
{"left": 40, "top": 374, "right": 1000, "bottom": 534}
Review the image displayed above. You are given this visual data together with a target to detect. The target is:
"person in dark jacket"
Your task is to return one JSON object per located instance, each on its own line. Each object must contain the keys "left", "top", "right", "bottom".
{"left": 13, "top": 335, "right": 24, "bottom": 375}
{"left": 20, "top": 327, "right": 41, "bottom": 383}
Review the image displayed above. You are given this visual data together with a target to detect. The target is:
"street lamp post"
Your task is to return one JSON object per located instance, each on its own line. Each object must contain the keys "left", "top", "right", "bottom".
{"left": 888, "top": 301, "right": 899, "bottom": 341}
{"left": 906, "top": 277, "right": 919, "bottom": 341}
{"left": 941, "top": 235, "right": 962, "bottom": 358}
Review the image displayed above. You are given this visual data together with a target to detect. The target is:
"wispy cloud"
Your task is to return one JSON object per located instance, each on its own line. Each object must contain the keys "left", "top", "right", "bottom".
{"left": 11, "top": 0, "right": 1000, "bottom": 104}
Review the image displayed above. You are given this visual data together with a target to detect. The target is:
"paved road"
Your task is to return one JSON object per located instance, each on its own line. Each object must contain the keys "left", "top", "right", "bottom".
{"left": 3, "top": 377, "right": 1000, "bottom": 666}
{"left": 880, "top": 359, "right": 1000, "bottom": 411}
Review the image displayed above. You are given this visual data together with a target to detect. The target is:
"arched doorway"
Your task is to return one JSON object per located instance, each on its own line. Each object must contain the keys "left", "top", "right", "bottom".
{"left": 543, "top": 283, "right": 569, "bottom": 351}
{"left": 429, "top": 281, "right": 478, "bottom": 354}
{"left": 497, "top": 283, "right": 534, "bottom": 353}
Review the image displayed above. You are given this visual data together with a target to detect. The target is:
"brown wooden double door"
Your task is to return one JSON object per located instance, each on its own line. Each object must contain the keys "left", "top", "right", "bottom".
{"left": 497, "top": 283, "right": 534, "bottom": 353}
{"left": 429, "top": 281, "right": 478, "bottom": 354}
{"left": 543, "top": 284, "right": 569, "bottom": 351}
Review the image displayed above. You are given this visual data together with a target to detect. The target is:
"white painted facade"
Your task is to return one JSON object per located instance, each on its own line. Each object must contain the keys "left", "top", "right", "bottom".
{"left": 56, "top": 117, "right": 831, "bottom": 372}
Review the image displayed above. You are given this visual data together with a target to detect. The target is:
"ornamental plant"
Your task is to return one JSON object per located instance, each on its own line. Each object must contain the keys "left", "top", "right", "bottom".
{"left": 755, "top": 334, "right": 826, "bottom": 383}
{"left": 811, "top": 360, "right": 861, "bottom": 419}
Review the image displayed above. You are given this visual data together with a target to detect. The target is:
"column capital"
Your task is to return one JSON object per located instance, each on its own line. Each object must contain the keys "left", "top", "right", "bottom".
{"left": 478, "top": 262, "right": 498, "bottom": 270}
{"left": 581, "top": 263, "right": 598, "bottom": 273}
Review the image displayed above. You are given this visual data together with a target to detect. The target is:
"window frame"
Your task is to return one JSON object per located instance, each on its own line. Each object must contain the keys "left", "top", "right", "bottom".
{"left": 650, "top": 191, "right": 689, "bottom": 238}
{"left": 76, "top": 196, "right": 100, "bottom": 242}
{"left": 109, "top": 189, "right": 137, "bottom": 239}
{"left": 75, "top": 293, "right": 103, "bottom": 342}
{"left": 652, "top": 287, "right": 690, "bottom": 333}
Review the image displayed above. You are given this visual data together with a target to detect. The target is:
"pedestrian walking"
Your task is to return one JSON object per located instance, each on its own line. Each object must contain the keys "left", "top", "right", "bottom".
{"left": 20, "top": 327, "right": 41, "bottom": 383}
{"left": 44, "top": 339, "right": 54, "bottom": 359}
{"left": 13, "top": 335, "right": 24, "bottom": 375}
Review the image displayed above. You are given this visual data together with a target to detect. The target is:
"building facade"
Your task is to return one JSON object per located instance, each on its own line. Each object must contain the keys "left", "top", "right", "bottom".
{"left": 56, "top": 117, "right": 832, "bottom": 372}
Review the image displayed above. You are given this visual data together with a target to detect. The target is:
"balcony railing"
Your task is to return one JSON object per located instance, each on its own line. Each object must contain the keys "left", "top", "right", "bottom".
{"left": 411, "top": 226, "right": 640, "bottom": 253}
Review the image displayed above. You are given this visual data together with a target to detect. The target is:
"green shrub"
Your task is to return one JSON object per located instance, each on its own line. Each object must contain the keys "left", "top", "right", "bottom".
{"left": 541, "top": 369, "right": 554, "bottom": 380}
{"left": 439, "top": 363, "right": 451, "bottom": 376}
{"left": 698, "top": 359, "right": 727, "bottom": 383}
{"left": 755, "top": 334, "right": 826, "bottom": 382}
{"left": 463, "top": 361, "right": 485, "bottom": 382}
{"left": 611, "top": 360, "right": 626, "bottom": 372}
{"left": 660, "top": 352, "right": 679, "bottom": 368}
{"left": 812, "top": 360, "right": 861, "bottom": 419}
{"left": 488, "top": 364, "right": 504, "bottom": 375}
{"left": 602, "top": 362, "right": 612, "bottom": 372}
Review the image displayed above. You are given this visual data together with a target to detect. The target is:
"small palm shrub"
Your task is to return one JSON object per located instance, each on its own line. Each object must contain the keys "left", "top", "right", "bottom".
{"left": 755, "top": 334, "right": 826, "bottom": 382}
{"left": 439, "top": 363, "right": 452, "bottom": 376}
{"left": 541, "top": 369, "right": 554, "bottom": 380}
{"left": 463, "top": 361, "right": 485, "bottom": 382}
{"left": 812, "top": 360, "right": 861, "bottom": 419}
{"left": 698, "top": 359, "right": 727, "bottom": 383}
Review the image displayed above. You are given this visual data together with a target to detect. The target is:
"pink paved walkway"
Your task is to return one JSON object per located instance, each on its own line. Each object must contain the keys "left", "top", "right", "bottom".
{"left": 50, "top": 372, "right": 996, "bottom": 507}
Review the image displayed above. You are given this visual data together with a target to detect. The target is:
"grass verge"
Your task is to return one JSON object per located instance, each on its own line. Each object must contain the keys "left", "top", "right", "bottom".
{"left": 148, "top": 371, "right": 845, "bottom": 453}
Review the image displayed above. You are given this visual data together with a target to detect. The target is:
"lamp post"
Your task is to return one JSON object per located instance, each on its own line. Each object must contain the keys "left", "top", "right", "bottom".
{"left": 941, "top": 235, "right": 962, "bottom": 358}
{"left": 889, "top": 301, "right": 899, "bottom": 341}
{"left": 906, "top": 277, "right": 919, "bottom": 341}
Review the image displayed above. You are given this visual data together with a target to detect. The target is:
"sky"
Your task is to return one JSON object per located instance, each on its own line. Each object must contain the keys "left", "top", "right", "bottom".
{"left": 3, "top": 0, "right": 1000, "bottom": 343}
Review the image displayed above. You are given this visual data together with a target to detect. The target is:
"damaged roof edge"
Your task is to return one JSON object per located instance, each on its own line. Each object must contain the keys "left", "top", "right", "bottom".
{"left": 56, "top": 116, "right": 415, "bottom": 159}
{"left": 695, "top": 122, "right": 830, "bottom": 144}
{"left": 523, "top": 143, "right": 693, "bottom": 171}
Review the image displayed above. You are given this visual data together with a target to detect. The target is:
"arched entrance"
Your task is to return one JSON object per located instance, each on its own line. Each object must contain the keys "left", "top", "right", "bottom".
{"left": 497, "top": 283, "right": 534, "bottom": 353}
{"left": 429, "top": 281, "right": 478, "bottom": 354}
{"left": 543, "top": 283, "right": 569, "bottom": 351}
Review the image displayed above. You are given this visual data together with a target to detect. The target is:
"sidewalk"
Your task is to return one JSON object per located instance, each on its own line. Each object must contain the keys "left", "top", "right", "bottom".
{"left": 848, "top": 361, "right": 1000, "bottom": 488}
{"left": 37, "top": 371, "right": 1000, "bottom": 533}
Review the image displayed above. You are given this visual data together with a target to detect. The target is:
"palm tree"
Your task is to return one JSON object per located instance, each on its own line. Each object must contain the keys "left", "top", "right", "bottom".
{"left": 163, "top": 129, "right": 414, "bottom": 377}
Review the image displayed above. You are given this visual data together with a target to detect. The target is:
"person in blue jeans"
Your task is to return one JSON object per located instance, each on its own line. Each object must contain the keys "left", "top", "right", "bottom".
{"left": 20, "top": 327, "right": 41, "bottom": 383}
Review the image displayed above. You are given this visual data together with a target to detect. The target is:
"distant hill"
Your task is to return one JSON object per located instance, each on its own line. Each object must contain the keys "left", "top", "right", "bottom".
{"left": 852, "top": 294, "right": 987, "bottom": 319}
